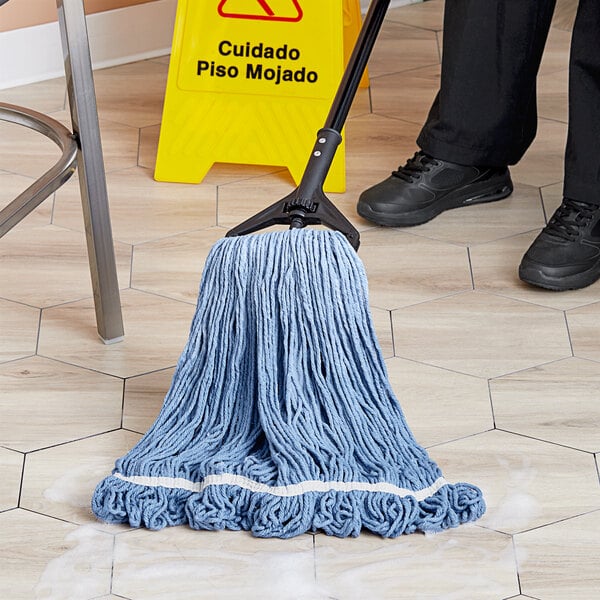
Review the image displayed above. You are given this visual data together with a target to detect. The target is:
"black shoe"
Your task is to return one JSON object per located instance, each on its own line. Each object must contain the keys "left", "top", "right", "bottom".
{"left": 519, "top": 198, "right": 600, "bottom": 291}
{"left": 357, "top": 151, "right": 513, "bottom": 226}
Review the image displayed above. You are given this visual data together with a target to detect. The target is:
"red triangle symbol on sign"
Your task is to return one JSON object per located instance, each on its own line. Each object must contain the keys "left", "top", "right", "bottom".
{"left": 218, "top": 0, "right": 303, "bottom": 22}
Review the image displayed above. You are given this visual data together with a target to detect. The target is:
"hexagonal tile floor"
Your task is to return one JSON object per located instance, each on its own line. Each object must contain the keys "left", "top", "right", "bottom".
{"left": 514, "top": 510, "right": 600, "bottom": 600}
{"left": 1, "top": 1, "right": 598, "bottom": 599}
{"left": 0, "top": 356, "right": 123, "bottom": 452}
{"left": 0, "top": 225, "right": 132, "bottom": 307}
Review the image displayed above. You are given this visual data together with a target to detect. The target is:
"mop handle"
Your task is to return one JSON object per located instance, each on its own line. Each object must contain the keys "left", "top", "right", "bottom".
{"left": 294, "top": 0, "right": 391, "bottom": 201}
{"left": 326, "top": 0, "right": 391, "bottom": 133}
{"left": 225, "top": 0, "right": 390, "bottom": 248}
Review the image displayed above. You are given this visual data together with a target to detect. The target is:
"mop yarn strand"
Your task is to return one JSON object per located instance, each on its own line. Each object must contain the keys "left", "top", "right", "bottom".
{"left": 92, "top": 229, "right": 485, "bottom": 537}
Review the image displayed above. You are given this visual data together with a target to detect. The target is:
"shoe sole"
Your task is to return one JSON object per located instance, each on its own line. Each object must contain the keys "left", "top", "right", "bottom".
{"left": 519, "top": 258, "right": 600, "bottom": 291}
{"left": 357, "top": 182, "right": 513, "bottom": 227}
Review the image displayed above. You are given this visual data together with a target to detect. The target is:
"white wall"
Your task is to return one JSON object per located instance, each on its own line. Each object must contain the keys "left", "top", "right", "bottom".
{"left": 0, "top": 0, "right": 176, "bottom": 89}
{"left": 0, "top": 0, "right": 423, "bottom": 89}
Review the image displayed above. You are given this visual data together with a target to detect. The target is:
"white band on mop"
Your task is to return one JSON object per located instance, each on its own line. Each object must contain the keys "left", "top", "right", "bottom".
{"left": 113, "top": 472, "right": 448, "bottom": 501}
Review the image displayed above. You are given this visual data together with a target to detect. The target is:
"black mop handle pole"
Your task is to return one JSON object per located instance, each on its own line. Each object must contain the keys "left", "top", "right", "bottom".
{"left": 325, "top": 0, "right": 391, "bottom": 134}
{"left": 294, "top": 0, "right": 391, "bottom": 202}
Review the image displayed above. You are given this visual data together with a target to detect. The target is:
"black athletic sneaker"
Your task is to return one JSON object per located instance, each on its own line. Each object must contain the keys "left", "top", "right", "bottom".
{"left": 357, "top": 151, "right": 513, "bottom": 226}
{"left": 519, "top": 198, "right": 600, "bottom": 291}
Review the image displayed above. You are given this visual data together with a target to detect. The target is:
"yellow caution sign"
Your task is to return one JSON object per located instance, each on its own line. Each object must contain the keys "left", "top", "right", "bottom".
{"left": 217, "top": 0, "right": 303, "bottom": 22}
{"left": 155, "top": 0, "right": 347, "bottom": 192}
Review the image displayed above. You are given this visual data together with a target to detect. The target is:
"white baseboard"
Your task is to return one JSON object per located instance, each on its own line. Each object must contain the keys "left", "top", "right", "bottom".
{"left": 0, "top": 0, "right": 177, "bottom": 90}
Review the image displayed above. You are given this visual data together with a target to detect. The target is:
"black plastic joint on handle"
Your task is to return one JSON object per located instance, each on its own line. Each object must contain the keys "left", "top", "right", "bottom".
{"left": 225, "top": 127, "right": 360, "bottom": 247}
{"left": 291, "top": 128, "right": 342, "bottom": 210}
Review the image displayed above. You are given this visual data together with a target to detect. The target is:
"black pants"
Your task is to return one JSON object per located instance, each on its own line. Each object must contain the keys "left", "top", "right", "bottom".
{"left": 417, "top": 0, "right": 600, "bottom": 205}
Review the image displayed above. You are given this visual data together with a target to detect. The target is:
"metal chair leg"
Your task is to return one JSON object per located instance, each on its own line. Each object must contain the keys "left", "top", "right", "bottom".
{"left": 56, "top": 0, "right": 124, "bottom": 344}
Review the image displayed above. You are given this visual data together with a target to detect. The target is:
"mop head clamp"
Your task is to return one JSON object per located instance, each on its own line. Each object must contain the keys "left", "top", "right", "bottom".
{"left": 226, "top": 129, "right": 360, "bottom": 250}
{"left": 226, "top": 189, "right": 360, "bottom": 250}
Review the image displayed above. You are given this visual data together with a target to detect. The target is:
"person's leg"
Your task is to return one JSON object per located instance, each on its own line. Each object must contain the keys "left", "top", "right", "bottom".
{"left": 358, "top": 0, "right": 556, "bottom": 227}
{"left": 419, "top": 0, "right": 557, "bottom": 167}
{"left": 520, "top": 0, "right": 600, "bottom": 291}
{"left": 562, "top": 0, "right": 600, "bottom": 205}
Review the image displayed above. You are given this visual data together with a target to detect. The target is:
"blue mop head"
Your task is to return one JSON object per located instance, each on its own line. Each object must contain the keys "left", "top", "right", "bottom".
{"left": 92, "top": 229, "right": 485, "bottom": 538}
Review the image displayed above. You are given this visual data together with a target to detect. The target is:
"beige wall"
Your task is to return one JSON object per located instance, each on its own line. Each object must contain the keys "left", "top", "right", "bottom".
{"left": 0, "top": 0, "right": 154, "bottom": 33}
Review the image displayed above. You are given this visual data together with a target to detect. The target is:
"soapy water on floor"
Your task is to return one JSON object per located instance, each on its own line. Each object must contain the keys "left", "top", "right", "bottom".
{"left": 43, "top": 464, "right": 107, "bottom": 510}
{"left": 33, "top": 453, "right": 534, "bottom": 599}
{"left": 479, "top": 456, "right": 541, "bottom": 532}
{"left": 34, "top": 524, "right": 329, "bottom": 599}
{"left": 32, "top": 520, "right": 518, "bottom": 600}
{"left": 34, "top": 525, "right": 113, "bottom": 600}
